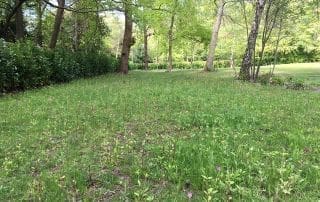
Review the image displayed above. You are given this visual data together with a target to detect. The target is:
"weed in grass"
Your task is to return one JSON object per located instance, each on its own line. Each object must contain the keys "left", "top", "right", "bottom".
{"left": 1, "top": 69, "right": 320, "bottom": 200}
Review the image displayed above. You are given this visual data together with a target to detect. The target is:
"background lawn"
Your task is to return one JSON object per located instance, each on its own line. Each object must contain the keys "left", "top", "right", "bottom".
{"left": 261, "top": 63, "right": 320, "bottom": 86}
{"left": 1, "top": 65, "right": 320, "bottom": 201}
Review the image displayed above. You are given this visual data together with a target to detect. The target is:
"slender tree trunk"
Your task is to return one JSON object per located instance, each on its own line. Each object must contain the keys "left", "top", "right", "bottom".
{"left": 254, "top": 1, "right": 280, "bottom": 80}
{"left": 168, "top": 13, "right": 175, "bottom": 72}
{"left": 15, "top": 0, "right": 24, "bottom": 40}
{"left": 204, "top": 0, "right": 225, "bottom": 72}
{"left": 191, "top": 43, "right": 195, "bottom": 64}
{"left": 144, "top": 26, "right": 148, "bottom": 70}
{"left": 116, "top": 38, "right": 121, "bottom": 59}
{"left": 119, "top": 3, "right": 133, "bottom": 74}
{"left": 230, "top": 51, "right": 235, "bottom": 69}
{"left": 271, "top": 18, "right": 283, "bottom": 77}
{"left": 241, "top": 0, "right": 249, "bottom": 38}
{"left": 239, "top": 0, "right": 266, "bottom": 81}
{"left": 72, "top": 15, "right": 81, "bottom": 51}
{"left": 49, "top": 0, "right": 65, "bottom": 49}
{"left": 35, "top": 0, "right": 44, "bottom": 46}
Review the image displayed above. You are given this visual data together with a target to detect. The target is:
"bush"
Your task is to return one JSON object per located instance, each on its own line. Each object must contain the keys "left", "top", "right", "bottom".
{"left": 0, "top": 40, "right": 118, "bottom": 93}
{"left": 270, "top": 76, "right": 285, "bottom": 86}
{"left": 129, "top": 60, "right": 237, "bottom": 70}
{"left": 257, "top": 73, "right": 272, "bottom": 85}
{"left": 257, "top": 73, "right": 306, "bottom": 90}
{"left": 75, "top": 51, "right": 118, "bottom": 77}
{"left": 257, "top": 73, "right": 286, "bottom": 86}
{"left": 285, "top": 77, "right": 306, "bottom": 90}
{"left": 46, "top": 48, "right": 80, "bottom": 83}
{"left": 0, "top": 40, "right": 51, "bottom": 91}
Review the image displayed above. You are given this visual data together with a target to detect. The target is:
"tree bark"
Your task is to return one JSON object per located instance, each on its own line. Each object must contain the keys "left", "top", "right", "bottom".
{"left": 144, "top": 26, "right": 148, "bottom": 70}
{"left": 15, "top": 0, "right": 24, "bottom": 40}
{"left": 167, "top": 13, "right": 175, "bottom": 72}
{"left": 204, "top": 0, "right": 225, "bottom": 72}
{"left": 239, "top": 0, "right": 267, "bottom": 81}
{"left": 119, "top": 2, "right": 133, "bottom": 74}
{"left": 35, "top": 0, "right": 45, "bottom": 46}
{"left": 0, "top": 0, "right": 27, "bottom": 40}
{"left": 72, "top": 15, "right": 81, "bottom": 51}
{"left": 49, "top": 0, "right": 65, "bottom": 49}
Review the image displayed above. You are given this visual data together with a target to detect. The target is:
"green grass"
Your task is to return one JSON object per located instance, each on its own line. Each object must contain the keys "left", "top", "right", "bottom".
{"left": 260, "top": 62, "right": 320, "bottom": 86}
{"left": 1, "top": 66, "right": 320, "bottom": 201}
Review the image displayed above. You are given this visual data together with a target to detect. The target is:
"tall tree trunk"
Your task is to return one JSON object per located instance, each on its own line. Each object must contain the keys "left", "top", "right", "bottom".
{"left": 15, "top": 0, "right": 24, "bottom": 40}
{"left": 239, "top": 0, "right": 266, "bottom": 81}
{"left": 49, "top": 0, "right": 65, "bottom": 49}
{"left": 35, "top": 0, "right": 44, "bottom": 46}
{"left": 167, "top": 13, "right": 175, "bottom": 72}
{"left": 144, "top": 26, "right": 148, "bottom": 70}
{"left": 119, "top": 2, "right": 133, "bottom": 74}
{"left": 204, "top": 0, "right": 225, "bottom": 72}
{"left": 72, "top": 15, "right": 81, "bottom": 51}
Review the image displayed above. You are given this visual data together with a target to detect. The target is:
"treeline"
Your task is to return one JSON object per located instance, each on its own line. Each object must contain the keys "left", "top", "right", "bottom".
{"left": 1, "top": 0, "right": 319, "bottom": 93}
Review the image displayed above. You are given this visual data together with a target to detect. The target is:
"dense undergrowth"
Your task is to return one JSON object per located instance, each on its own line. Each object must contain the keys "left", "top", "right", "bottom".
{"left": 0, "top": 40, "right": 118, "bottom": 93}
{"left": 0, "top": 71, "right": 319, "bottom": 201}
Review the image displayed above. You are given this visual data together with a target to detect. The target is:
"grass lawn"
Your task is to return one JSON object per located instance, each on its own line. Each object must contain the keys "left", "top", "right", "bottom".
{"left": 260, "top": 62, "right": 320, "bottom": 86}
{"left": 1, "top": 64, "right": 320, "bottom": 201}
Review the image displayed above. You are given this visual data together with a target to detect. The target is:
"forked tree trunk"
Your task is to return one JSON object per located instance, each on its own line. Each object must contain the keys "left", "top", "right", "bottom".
{"left": 239, "top": 0, "right": 266, "bottom": 81}
{"left": 144, "top": 26, "right": 148, "bottom": 70}
{"left": 255, "top": 1, "right": 280, "bottom": 81}
{"left": 204, "top": 0, "right": 225, "bottom": 72}
{"left": 15, "top": 0, "right": 24, "bottom": 40}
{"left": 167, "top": 13, "right": 175, "bottom": 72}
{"left": 49, "top": 0, "right": 65, "bottom": 49}
{"left": 119, "top": 3, "right": 133, "bottom": 74}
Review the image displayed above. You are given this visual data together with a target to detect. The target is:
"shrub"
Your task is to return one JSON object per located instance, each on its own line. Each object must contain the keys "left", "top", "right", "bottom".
{"left": 257, "top": 73, "right": 272, "bottom": 85}
{"left": 46, "top": 48, "right": 80, "bottom": 83}
{"left": 129, "top": 60, "right": 237, "bottom": 70}
{"left": 257, "top": 73, "right": 306, "bottom": 90}
{"left": 270, "top": 76, "right": 285, "bottom": 86}
{"left": 285, "top": 77, "right": 306, "bottom": 90}
{"left": 75, "top": 51, "right": 118, "bottom": 77}
{"left": 0, "top": 41, "right": 118, "bottom": 93}
{"left": 0, "top": 40, "right": 17, "bottom": 92}
{"left": 258, "top": 73, "right": 286, "bottom": 86}
{"left": 0, "top": 40, "right": 51, "bottom": 91}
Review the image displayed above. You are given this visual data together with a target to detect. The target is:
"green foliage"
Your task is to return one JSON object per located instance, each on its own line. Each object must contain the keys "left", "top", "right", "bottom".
{"left": 1, "top": 70, "right": 320, "bottom": 200}
{"left": 0, "top": 41, "right": 118, "bottom": 93}
{"left": 46, "top": 48, "right": 81, "bottom": 83}
{"left": 285, "top": 77, "right": 306, "bottom": 90}
{"left": 129, "top": 60, "right": 237, "bottom": 70}
{"left": 0, "top": 40, "right": 51, "bottom": 91}
{"left": 258, "top": 73, "right": 307, "bottom": 90}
